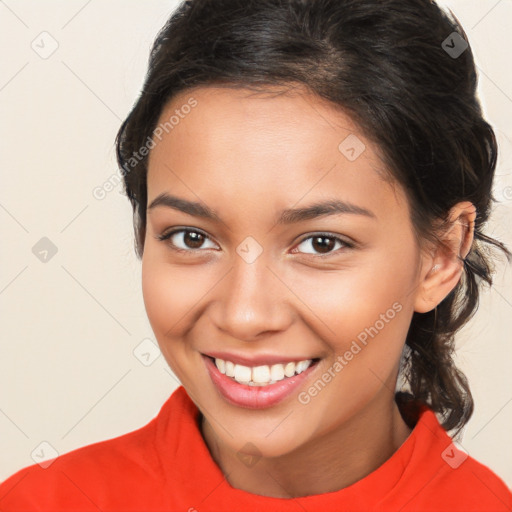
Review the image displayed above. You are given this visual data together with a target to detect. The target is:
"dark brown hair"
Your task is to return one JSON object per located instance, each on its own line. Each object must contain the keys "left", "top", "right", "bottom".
{"left": 115, "top": 0, "right": 511, "bottom": 433}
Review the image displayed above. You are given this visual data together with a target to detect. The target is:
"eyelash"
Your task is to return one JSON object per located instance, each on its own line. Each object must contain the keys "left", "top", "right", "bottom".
{"left": 155, "top": 228, "right": 354, "bottom": 258}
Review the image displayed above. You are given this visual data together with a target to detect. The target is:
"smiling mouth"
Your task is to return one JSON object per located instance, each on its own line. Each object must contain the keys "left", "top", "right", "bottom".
{"left": 203, "top": 355, "right": 321, "bottom": 409}
{"left": 209, "top": 356, "right": 319, "bottom": 386}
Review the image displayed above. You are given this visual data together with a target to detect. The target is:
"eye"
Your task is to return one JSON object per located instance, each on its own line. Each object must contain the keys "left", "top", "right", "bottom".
{"left": 155, "top": 228, "right": 354, "bottom": 257}
{"left": 155, "top": 228, "right": 218, "bottom": 253}
{"left": 292, "top": 233, "right": 353, "bottom": 257}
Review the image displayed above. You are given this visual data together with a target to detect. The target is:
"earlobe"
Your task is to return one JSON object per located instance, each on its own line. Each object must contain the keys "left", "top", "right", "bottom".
{"left": 413, "top": 201, "right": 476, "bottom": 314}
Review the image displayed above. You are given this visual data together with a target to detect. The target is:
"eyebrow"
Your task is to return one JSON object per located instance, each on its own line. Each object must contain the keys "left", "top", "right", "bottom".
{"left": 147, "top": 193, "right": 376, "bottom": 223}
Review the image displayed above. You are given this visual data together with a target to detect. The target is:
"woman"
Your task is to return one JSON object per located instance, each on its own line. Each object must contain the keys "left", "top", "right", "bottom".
{"left": 1, "top": 0, "right": 511, "bottom": 510}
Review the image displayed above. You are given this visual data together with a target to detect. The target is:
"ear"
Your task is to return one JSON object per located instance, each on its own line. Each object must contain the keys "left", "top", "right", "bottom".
{"left": 414, "top": 201, "right": 476, "bottom": 314}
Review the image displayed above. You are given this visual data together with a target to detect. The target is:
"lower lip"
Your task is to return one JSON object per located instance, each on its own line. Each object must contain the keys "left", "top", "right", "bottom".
{"left": 203, "top": 356, "right": 318, "bottom": 409}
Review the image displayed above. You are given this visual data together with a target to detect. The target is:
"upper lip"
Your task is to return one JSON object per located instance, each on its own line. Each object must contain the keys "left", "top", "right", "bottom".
{"left": 203, "top": 351, "right": 317, "bottom": 367}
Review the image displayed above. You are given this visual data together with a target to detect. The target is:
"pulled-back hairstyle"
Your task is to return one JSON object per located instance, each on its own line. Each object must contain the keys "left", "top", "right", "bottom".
{"left": 115, "top": 0, "right": 511, "bottom": 433}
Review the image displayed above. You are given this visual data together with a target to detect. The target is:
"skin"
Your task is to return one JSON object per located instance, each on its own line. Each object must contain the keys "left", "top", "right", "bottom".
{"left": 142, "top": 85, "right": 476, "bottom": 498}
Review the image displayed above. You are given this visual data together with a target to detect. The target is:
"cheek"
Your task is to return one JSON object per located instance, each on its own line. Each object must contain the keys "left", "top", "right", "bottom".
{"left": 291, "top": 267, "right": 413, "bottom": 424}
{"left": 141, "top": 254, "right": 216, "bottom": 385}
{"left": 292, "top": 264, "right": 412, "bottom": 342}
{"left": 141, "top": 253, "right": 205, "bottom": 339}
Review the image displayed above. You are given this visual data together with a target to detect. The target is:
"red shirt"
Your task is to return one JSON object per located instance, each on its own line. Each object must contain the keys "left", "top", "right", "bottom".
{"left": 1, "top": 386, "right": 511, "bottom": 511}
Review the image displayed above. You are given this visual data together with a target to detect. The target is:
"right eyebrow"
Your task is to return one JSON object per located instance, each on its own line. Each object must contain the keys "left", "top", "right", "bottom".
{"left": 147, "top": 193, "right": 222, "bottom": 222}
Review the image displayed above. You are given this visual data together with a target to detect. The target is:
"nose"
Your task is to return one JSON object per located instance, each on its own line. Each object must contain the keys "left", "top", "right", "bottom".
{"left": 212, "top": 251, "right": 293, "bottom": 342}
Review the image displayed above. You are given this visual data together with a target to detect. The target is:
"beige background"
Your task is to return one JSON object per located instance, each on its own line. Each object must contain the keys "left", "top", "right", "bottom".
{"left": 1, "top": 0, "right": 511, "bottom": 487}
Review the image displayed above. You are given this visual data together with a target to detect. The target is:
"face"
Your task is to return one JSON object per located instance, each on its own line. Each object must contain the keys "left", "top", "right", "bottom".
{"left": 143, "top": 85, "right": 426, "bottom": 458}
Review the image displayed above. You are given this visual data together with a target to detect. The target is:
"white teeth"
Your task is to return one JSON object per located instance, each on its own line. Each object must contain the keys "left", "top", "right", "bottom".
{"left": 252, "top": 365, "right": 271, "bottom": 383}
{"left": 215, "top": 358, "right": 226, "bottom": 374}
{"left": 296, "top": 360, "right": 311, "bottom": 374}
{"left": 213, "top": 357, "right": 313, "bottom": 386}
{"left": 234, "top": 364, "right": 251, "bottom": 383}
{"left": 270, "top": 364, "right": 285, "bottom": 382}
{"left": 225, "top": 360, "right": 235, "bottom": 377}
{"left": 284, "top": 362, "right": 295, "bottom": 378}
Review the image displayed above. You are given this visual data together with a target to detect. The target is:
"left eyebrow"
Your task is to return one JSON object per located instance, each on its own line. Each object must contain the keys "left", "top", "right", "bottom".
{"left": 276, "top": 199, "right": 376, "bottom": 224}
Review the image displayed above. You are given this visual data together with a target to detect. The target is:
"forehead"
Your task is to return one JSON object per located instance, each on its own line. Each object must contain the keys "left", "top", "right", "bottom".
{"left": 146, "top": 85, "right": 408, "bottom": 225}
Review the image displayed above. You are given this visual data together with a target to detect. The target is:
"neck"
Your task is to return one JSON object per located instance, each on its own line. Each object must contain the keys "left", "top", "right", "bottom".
{"left": 201, "top": 389, "right": 413, "bottom": 498}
